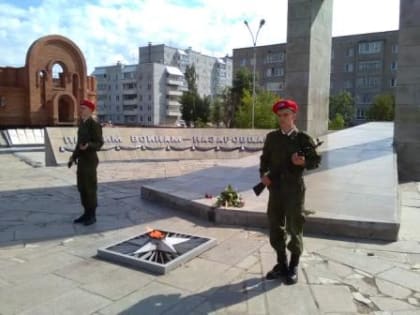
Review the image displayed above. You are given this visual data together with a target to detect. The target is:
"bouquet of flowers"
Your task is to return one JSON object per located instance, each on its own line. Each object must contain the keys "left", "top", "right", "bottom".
{"left": 215, "top": 185, "right": 244, "bottom": 208}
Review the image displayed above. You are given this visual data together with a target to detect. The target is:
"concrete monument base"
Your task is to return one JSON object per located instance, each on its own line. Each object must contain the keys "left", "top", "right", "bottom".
{"left": 142, "top": 123, "right": 400, "bottom": 241}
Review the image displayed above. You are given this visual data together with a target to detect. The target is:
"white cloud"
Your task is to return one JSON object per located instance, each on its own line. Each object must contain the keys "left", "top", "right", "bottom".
{"left": 0, "top": 0, "right": 399, "bottom": 74}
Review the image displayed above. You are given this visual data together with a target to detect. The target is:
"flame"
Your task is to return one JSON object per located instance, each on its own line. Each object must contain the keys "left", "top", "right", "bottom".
{"left": 148, "top": 229, "right": 166, "bottom": 240}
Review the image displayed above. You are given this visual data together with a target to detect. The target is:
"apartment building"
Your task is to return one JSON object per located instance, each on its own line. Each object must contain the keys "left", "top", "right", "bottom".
{"left": 93, "top": 44, "right": 232, "bottom": 126}
{"left": 233, "top": 30, "right": 398, "bottom": 123}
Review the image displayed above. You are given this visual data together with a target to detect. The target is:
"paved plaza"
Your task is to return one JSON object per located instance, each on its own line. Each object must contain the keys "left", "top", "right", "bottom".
{"left": 0, "top": 147, "right": 420, "bottom": 314}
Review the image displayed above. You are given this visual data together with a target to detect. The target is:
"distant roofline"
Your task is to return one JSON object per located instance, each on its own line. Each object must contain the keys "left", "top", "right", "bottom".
{"left": 93, "top": 63, "right": 138, "bottom": 70}
{"left": 139, "top": 43, "right": 230, "bottom": 60}
{"left": 233, "top": 29, "right": 399, "bottom": 51}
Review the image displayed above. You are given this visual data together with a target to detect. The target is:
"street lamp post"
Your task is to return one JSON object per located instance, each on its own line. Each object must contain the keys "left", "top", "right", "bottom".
{"left": 244, "top": 19, "right": 265, "bottom": 129}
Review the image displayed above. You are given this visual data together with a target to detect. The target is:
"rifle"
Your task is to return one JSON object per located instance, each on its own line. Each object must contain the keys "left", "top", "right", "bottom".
{"left": 253, "top": 138, "right": 323, "bottom": 196}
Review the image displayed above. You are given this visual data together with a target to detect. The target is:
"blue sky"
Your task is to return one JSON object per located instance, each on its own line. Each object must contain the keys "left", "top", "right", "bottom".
{"left": 0, "top": 0, "right": 400, "bottom": 74}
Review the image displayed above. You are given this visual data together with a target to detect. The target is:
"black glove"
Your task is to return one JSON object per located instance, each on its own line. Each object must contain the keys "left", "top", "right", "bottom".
{"left": 68, "top": 159, "right": 73, "bottom": 168}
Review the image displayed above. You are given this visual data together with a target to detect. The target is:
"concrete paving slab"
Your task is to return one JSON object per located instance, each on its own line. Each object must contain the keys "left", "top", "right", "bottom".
{"left": 371, "top": 296, "right": 418, "bottom": 312}
{"left": 81, "top": 265, "right": 154, "bottom": 301}
{"left": 97, "top": 281, "right": 190, "bottom": 315}
{"left": 1, "top": 251, "right": 85, "bottom": 283}
{"left": 0, "top": 274, "right": 77, "bottom": 315}
{"left": 376, "top": 278, "right": 412, "bottom": 299}
{"left": 158, "top": 257, "right": 243, "bottom": 293}
{"left": 19, "top": 288, "right": 111, "bottom": 315}
{"left": 200, "top": 234, "right": 264, "bottom": 266}
{"left": 317, "top": 246, "right": 394, "bottom": 276}
{"left": 265, "top": 284, "right": 320, "bottom": 315}
{"left": 312, "top": 285, "right": 357, "bottom": 313}
{"left": 377, "top": 267, "right": 420, "bottom": 292}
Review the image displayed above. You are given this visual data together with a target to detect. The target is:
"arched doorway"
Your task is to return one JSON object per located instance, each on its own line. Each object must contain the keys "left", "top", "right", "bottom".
{"left": 58, "top": 95, "right": 74, "bottom": 122}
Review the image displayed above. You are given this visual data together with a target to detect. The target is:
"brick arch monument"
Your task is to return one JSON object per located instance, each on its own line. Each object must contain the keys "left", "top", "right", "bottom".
{"left": 0, "top": 34, "right": 96, "bottom": 127}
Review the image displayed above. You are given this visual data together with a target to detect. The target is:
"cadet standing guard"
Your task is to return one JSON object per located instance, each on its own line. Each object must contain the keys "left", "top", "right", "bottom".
{"left": 68, "top": 99, "right": 104, "bottom": 226}
{"left": 260, "top": 99, "right": 321, "bottom": 284}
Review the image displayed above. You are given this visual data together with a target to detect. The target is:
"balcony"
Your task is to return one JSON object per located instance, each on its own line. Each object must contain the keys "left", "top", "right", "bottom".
{"left": 123, "top": 109, "right": 138, "bottom": 115}
{"left": 122, "top": 98, "right": 138, "bottom": 105}
{"left": 167, "top": 79, "right": 184, "bottom": 86}
{"left": 167, "top": 110, "right": 180, "bottom": 117}
{"left": 123, "top": 88, "right": 137, "bottom": 93}
{"left": 167, "top": 100, "right": 181, "bottom": 107}
{"left": 166, "top": 104, "right": 181, "bottom": 117}
{"left": 167, "top": 89, "right": 183, "bottom": 96}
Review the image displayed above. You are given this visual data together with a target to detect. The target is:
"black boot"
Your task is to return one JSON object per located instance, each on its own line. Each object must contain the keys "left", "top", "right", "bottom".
{"left": 266, "top": 252, "right": 288, "bottom": 280}
{"left": 286, "top": 254, "right": 300, "bottom": 285}
{"left": 83, "top": 216, "right": 96, "bottom": 226}
{"left": 73, "top": 214, "right": 87, "bottom": 224}
{"left": 83, "top": 208, "right": 96, "bottom": 226}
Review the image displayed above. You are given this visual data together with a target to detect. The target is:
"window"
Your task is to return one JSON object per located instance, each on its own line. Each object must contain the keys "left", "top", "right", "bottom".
{"left": 356, "top": 77, "right": 380, "bottom": 89}
{"left": 358, "top": 60, "right": 381, "bottom": 72}
{"left": 148, "top": 116, "right": 152, "bottom": 122}
{"left": 265, "top": 52, "right": 284, "bottom": 63}
{"left": 273, "top": 67, "right": 284, "bottom": 77}
{"left": 358, "top": 41, "right": 382, "bottom": 54}
{"left": 123, "top": 72, "right": 135, "bottom": 79}
{"left": 52, "top": 63, "right": 65, "bottom": 88}
{"left": 392, "top": 44, "right": 398, "bottom": 54}
{"left": 123, "top": 94, "right": 137, "bottom": 100}
{"left": 344, "top": 63, "right": 354, "bottom": 72}
{"left": 390, "top": 78, "right": 397, "bottom": 87}
{"left": 356, "top": 108, "right": 366, "bottom": 119}
{"left": 123, "top": 83, "right": 137, "bottom": 89}
{"left": 266, "top": 67, "right": 284, "bottom": 77}
{"left": 116, "top": 95, "right": 120, "bottom": 101}
{"left": 391, "top": 61, "right": 398, "bottom": 71}
{"left": 344, "top": 80, "right": 353, "bottom": 89}
{"left": 362, "top": 94, "right": 372, "bottom": 103}
{"left": 346, "top": 48, "right": 354, "bottom": 57}
{"left": 123, "top": 105, "right": 138, "bottom": 111}
{"left": 148, "top": 95, "right": 152, "bottom": 101}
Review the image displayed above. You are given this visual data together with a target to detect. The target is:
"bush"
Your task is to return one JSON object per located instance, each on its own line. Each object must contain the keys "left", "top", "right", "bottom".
{"left": 329, "top": 113, "right": 345, "bottom": 130}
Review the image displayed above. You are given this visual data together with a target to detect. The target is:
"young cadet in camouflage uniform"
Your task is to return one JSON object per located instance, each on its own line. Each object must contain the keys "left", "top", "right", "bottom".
{"left": 69, "top": 100, "right": 104, "bottom": 226}
{"left": 260, "top": 99, "right": 320, "bottom": 284}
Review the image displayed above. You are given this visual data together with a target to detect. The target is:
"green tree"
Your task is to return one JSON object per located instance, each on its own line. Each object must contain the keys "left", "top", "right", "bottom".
{"left": 230, "top": 68, "right": 254, "bottom": 126}
{"left": 180, "top": 65, "right": 207, "bottom": 127}
{"left": 367, "top": 94, "right": 395, "bottom": 121}
{"left": 220, "top": 87, "right": 235, "bottom": 128}
{"left": 235, "top": 90, "right": 278, "bottom": 129}
{"left": 329, "top": 113, "right": 345, "bottom": 130}
{"left": 180, "top": 92, "right": 196, "bottom": 127}
{"left": 211, "top": 97, "right": 223, "bottom": 127}
{"left": 196, "top": 95, "right": 211, "bottom": 125}
{"left": 329, "top": 91, "right": 355, "bottom": 127}
{"left": 184, "top": 64, "right": 198, "bottom": 93}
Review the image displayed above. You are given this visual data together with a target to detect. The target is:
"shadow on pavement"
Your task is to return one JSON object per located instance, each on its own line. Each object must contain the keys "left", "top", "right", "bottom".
{"left": 119, "top": 276, "right": 280, "bottom": 315}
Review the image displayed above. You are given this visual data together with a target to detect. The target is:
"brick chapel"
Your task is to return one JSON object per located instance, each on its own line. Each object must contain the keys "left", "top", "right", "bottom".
{"left": 0, "top": 35, "right": 96, "bottom": 127}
